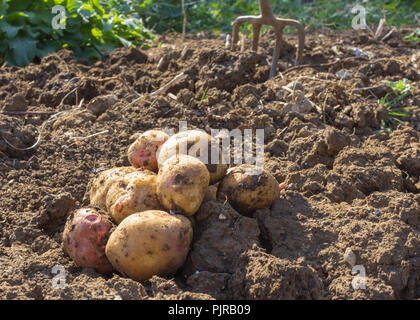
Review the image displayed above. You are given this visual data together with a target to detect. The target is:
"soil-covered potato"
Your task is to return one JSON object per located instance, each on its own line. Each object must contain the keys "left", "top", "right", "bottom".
{"left": 62, "top": 208, "right": 114, "bottom": 273}
{"left": 128, "top": 130, "right": 169, "bottom": 172}
{"left": 106, "top": 170, "right": 162, "bottom": 224}
{"left": 89, "top": 167, "right": 162, "bottom": 224}
{"left": 217, "top": 164, "right": 280, "bottom": 215}
{"left": 157, "top": 130, "right": 228, "bottom": 185}
{"left": 89, "top": 167, "right": 137, "bottom": 210}
{"left": 157, "top": 155, "right": 210, "bottom": 216}
{"left": 105, "top": 210, "right": 193, "bottom": 282}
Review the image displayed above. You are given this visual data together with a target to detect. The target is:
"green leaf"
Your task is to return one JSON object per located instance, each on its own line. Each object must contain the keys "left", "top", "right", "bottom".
{"left": 0, "top": 20, "right": 23, "bottom": 38}
{"left": 66, "top": 0, "right": 82, "bottom": 14}
{"left": 6, "top": 0, "right": 31, "bottom": 11}
{"left": 9, "top": 37, "right": 37, "bottom": 66}
{"left": 91, "top": 27, "right": 103, "bottom": 39}
{"left": 115, "top": 35, "right": 132, "bottom": 47}
{"left": 90, "top": 0, "right": 104, "bottom": 15}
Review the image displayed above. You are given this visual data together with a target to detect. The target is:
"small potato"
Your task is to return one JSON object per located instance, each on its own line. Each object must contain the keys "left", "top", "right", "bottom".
{"left": 106, "top": 170, "right": 162, "bottom": 224}
{"left": 62, "top": 208, "right": 114, "bottom": 273}
{"left": 105, "top": 210, "right": 193, "bottom": 282}
{"left": 157, "top": 130, "right": 228, "bottom": 185}
{"left": 157, "top": 155, "right": 209, "bottom": 216}
{"left": 128, "top": 130, "right": 169, "bottom": 172}
{"left": 90, "top": 167, "right": 137, "bottom": 210}
{"left": 217, "top": 164, "right": 280, "bottom": 215}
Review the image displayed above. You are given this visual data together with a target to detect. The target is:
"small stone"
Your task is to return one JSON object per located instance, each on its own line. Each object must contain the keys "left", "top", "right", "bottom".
{"left": 344, "top": 248, "right": 357, "bottom": 267}
{"left": 87, "top": 94, "right": 117, "bottom": 116}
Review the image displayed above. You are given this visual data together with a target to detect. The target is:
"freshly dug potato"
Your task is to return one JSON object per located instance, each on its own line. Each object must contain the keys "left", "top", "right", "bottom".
{"left": 157, "top": 130, "right": 228, "bottom": 185}
{"left": 128, "top": 130, "right": 169, "bottom": 172}
{"left": 106, "top": 170, "right": 162, "bottom": 224}
{"left": 157, "top": 155, "right": 209, "bottom": 216}
{"left": 62, "top": 208, "right": 114, "bottom": 273}
{"left": 217, "top": 164, "right": 280, "bottom": 215}
{"left": 90, "top": 167, "right": 137, "bottom": 210}
{"left": 105, "top": 210, "right": 193, "bottom": 282}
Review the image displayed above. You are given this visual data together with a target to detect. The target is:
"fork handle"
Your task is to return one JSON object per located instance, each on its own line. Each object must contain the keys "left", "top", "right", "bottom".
{"left": 259, "top": 0, "right": 273, "bottom": 18}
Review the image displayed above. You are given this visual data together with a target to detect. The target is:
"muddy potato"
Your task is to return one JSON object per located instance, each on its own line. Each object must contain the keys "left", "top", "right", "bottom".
{"left": 157, "top": 130, "right": 228, "bottom": 185}
{"left": 105, "top": 210, "right": 193, "bottom": 282}
{"left": 63, "top": 208, "right": 114, "bottom": 273}
{"left": 106, "top": 170, "right": 162, "bottom": 224}
{"left": 157, "top": 155, "right": 209, "bottom": 216}
{"left": 89, "top": 167, "right": 137, "bottom": 210}
{"left": 128, "top": 130, "right": 169, "bottom": 172}
{"left": 217, "top": 164, "right": 280, "bottom": 215}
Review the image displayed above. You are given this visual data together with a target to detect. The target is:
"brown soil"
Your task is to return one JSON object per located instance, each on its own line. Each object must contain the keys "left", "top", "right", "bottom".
{"left": 0, "top": 27, "right": 419, "bottom": 300}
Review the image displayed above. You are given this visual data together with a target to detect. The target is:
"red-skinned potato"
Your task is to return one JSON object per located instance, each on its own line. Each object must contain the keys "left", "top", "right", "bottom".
{"left": 105, "top": 210, "right": 193, "bottom": 282}
{"left": 157, "top": 130, "right": 228, "bottom": 185}
{"left": 128, "top": 130, "right": 169, "bottom": 172}
{"left": 62, "top": 208, "right": 114, "bottom": 273}
{"left": 157, "top": 155, "right": 209, "bottom": 216}
{"left": 217, "top": 164, "right": 280, "bottom": 215}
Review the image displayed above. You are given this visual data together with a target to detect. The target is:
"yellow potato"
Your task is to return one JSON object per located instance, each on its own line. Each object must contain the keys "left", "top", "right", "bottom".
{"left": 106, "top": 170, "right": 162, "bottom": 224}
{"left": 105, "top": 210, "right": 193, "bottom": 282}
{"left": 157, "top": 130, "right": 228, "bottom": 185}
{"left": 217, "top": 164, "right": 280, "bottom": 215}
{"left": 157, "top": 155, "right": 209, "bottom": 216}
{"left": 89, "top": 167, "right": 137, "bottom": 210}
{"left": 128, "top": 130, "right": 169, "bottom": 173}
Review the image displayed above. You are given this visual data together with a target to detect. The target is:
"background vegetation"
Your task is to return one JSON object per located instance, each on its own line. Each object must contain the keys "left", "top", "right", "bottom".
{"left": 0, "top": 0, "right": 419, "bottom": 66}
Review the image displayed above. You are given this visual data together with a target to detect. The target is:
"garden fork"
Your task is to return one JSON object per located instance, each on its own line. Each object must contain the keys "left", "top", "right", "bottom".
{"left": 231, "top": 0, "right": 305, "bottom": 79}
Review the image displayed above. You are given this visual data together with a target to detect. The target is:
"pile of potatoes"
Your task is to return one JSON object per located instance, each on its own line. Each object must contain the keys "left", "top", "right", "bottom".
{"left": 62, "top": 129, "right": 281, "bottom": 282}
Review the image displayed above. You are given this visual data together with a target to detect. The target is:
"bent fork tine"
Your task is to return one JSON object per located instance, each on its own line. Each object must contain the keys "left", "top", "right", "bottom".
{"left": 279, "top": 19, "right": 305, "bottom": 65}
{"left": 269, "top": 29, "right": 283, "bottom": 79}
{"left": 252, "top": 23, "right": 262, "bottom": 51}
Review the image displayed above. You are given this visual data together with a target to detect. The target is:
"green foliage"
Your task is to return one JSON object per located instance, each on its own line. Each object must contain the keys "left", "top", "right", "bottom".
{"left": 1, "top": 1, "right": 419, "bottom": 66}
{"left": 0, "top": 0, "right": 154, "bottom": 66}
{"left": 378, "top": 78, "right": 417, "bottom": 134}
{"left": 134, "top": 0, "right": 420, "bottom": 34}
{"left": 403, "top": 28, "right": 420, "bottom": 44}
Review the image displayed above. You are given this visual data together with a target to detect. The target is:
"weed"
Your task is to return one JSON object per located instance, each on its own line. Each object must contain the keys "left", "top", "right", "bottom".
{"left": 377, "top": 78, "right": 417, "bottom": 134}
{"left": 403, "top": 28, "right": 420, "bottom": 44}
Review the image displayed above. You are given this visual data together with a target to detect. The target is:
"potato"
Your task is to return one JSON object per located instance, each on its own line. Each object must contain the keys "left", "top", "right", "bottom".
{"left": 157, "top": 155, "right": 209, "bottom": 216}
{"left": 106, "top": 170, "right": 162, "bottom": 224}
{"left": 217, "top": 164, "right": 280, "bottom": 215}
{"left": 128, "top": 130, "right": 169, "bottom": 172}
{"left": 105, "top": 210, "right": 193, "bottom": 282}
{"left": 157, "top": 130, "right": 228, "bottom": 185}
{"left": 62, "top": 208, "right": 114, "bottom": 273}
{"left": 90, "top": 167, "right": 137, "bottom": 210}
